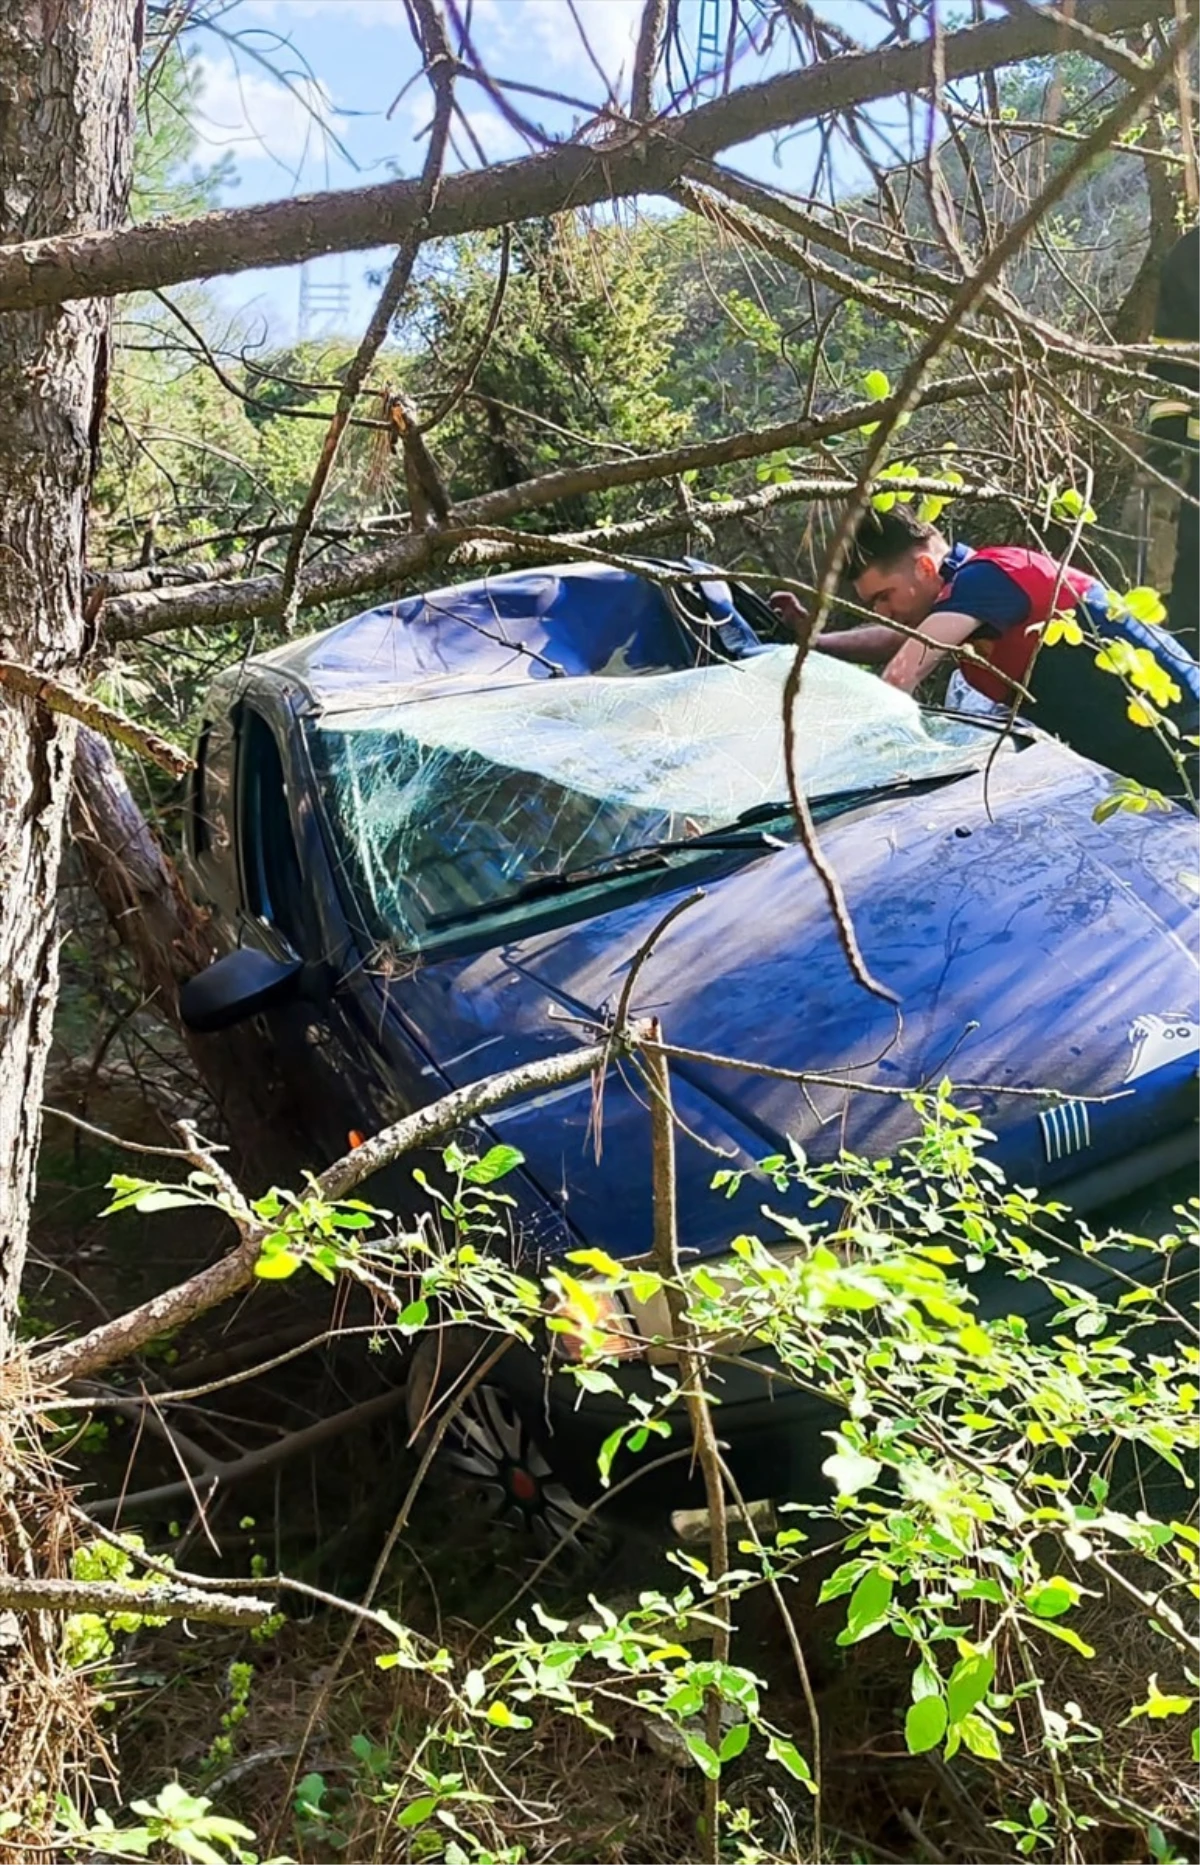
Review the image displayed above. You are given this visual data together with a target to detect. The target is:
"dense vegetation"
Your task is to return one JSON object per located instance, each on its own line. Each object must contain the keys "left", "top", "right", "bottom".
{"left": 2, "top": 9, "right": 1196, "bottom": 1865}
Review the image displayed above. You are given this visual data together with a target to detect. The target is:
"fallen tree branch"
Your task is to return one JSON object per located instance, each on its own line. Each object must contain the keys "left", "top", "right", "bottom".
{"left": 0, "top": 1574, "right": 272, "bottom": 1627}
{"left": 33, "top": 1031, "right": 636, "bottom": 1385}
{"left": 316, "top": 1028, "right": 635, "bottom": 1203}
{"left": 86, "top": 1384, "right": 410, "bottom": 1520}
{"left": 97, "top": 359, "right": 1113, "bottom": 642}
{"left": 0, "top": 0, "right": 1170, "bottom": 315}
{"left": 0, "top": 661, "right": 192, "bottom": 777}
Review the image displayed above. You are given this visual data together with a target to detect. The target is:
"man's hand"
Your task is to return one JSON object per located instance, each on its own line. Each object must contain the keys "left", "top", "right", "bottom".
{"left": 769, "top": 589, "right": 808, "bottom": 637}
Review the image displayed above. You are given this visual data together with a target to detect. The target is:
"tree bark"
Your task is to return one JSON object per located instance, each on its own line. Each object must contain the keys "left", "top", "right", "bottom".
{"left": 0, "top": 0, "right": 1171, "bottom": 317}
{"left": 0, "top": 0, "right": 139, "bottom": 1341}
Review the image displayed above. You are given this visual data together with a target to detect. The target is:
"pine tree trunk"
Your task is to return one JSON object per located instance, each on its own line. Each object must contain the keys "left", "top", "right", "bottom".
{"left": 0, "top": 0, "right": 139, "bottom": 1342}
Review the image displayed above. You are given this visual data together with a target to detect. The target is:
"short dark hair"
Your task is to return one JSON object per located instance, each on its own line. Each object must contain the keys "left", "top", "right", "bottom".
{"left": 846, "top": 506, "right": 941, "bottom": 579}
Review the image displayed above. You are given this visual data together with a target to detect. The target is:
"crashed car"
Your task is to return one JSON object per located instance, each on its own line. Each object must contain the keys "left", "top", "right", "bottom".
{"left": 180, "top": 561, "right": 1200, "bottom": 1535}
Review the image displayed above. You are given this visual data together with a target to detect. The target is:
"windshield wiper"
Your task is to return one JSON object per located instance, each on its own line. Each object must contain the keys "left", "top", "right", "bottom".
{"left": 428, "top": 769, "right": 976, "bottom": 932}
{"left": 727, "top": 767, "right": 978, "bottom": 828}
{"left": 427, "top": 824, "right": 782, "bottom": 930}
{"left": 808, "top": 767, "right": 979, "bottom": 817}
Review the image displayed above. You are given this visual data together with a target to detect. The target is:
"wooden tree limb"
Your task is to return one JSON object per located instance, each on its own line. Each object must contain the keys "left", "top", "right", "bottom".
{"left": 33, "top": 1031, "right": 636, "bottom": 1386}
{"left": 644, "top": 1028, "right": 729, "bottom": 1865}
{"left": 85, "top": 1385, "right": 410, "bottom": 1520}
{"left": 0, "top": 661, "right": 192, "bottom": 777}
{"left": 0, "top": 1575, "right": 273, "bottom": 1626}
{"left": 631, "top": 0, "right": 669, "bottom": 120}
{"left": 0, "top": 0, "right": 1171, "bottom": 316}
{"left": 97, "top": 357, "right": 1114, "bottom": 643}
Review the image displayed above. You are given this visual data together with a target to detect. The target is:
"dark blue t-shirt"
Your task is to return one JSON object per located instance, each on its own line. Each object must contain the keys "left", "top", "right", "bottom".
{"left": 930, "top": 550, "right": 1029, "bottom": 637}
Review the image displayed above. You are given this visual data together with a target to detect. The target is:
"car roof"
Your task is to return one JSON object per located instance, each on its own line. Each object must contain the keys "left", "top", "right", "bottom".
{"left": 246, "top": 560, "right": 761, "bottom": 711}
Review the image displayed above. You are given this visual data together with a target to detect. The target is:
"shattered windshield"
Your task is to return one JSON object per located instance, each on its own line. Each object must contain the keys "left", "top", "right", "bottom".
{"left": 311, "top": 647, "right": 1005, "bottom": 948}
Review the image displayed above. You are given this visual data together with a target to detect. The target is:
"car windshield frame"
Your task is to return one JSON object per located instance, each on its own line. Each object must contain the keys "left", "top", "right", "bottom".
{"left": 307, "top": 648, "right": 1012, "bottom": 953}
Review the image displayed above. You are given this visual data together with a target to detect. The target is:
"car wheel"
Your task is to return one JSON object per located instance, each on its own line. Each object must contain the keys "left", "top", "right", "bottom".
{"left": 407, "top": 1331, "right": 595, "bottom": 1552}
{"left": 442, "top": 1381, "right": 594, "bottom": 1549}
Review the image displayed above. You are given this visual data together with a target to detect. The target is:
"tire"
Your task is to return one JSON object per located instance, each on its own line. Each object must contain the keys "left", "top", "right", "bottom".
{"left": 406, "top": 1330, "right": 595, "bottom": 1550}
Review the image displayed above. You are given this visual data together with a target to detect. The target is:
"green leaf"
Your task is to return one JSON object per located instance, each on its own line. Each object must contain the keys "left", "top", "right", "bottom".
{"left": 863, "top": 369, "right": 891, "bottom": 401}
{"left": 573, "top": 1366, "right": 622, "bottom": 1396}
{"left": 1035, "top": 1619, "right": 1096, "bottom": 1659}
{"left": 1026, "top": 1576, "right": 1080, "bottom": 1620}
{"left": 837, "top": 1569, "right": 893, "bottom": 1646}
{"left": 957, "top": 1712, "right": 1001, "bottom": 1760}
{"left": 1124, "top": 586, "right": 1166, "bottom": 625}
{"left": 254, "top": 1249, "right": 302, "bottom": 1280}
{"left": 1127, "top": 1675, "right": 1194, "bottom": 1721}
{"left": 396, "top": 1298, "right": 429, "bottom": 1332}
{"left": 683, "top": 1731, "right": 721, "bottom": 1778}
{"left": 566, "top": 1247, "right": 624, "bottom": 1278}
{"left": 171, "top": 1838, "right": 225, "bottom": 1865}
{"left": 766, "top": 1735, "right": 816, "bottom": 1791}
{"left": 719, "top": 1721, "right": 751, "bottom": 1764}
{"left": 397, "top": 1796, "right": 439, "bottom": 1828}
{"left": 133, "top": 1189, "right": 201, "bottom": 1213}
{"left": 464, "top": 1145, "right": 524, "bottom": 1185}
{"left": 905, "top": 1695, "right": 948, "bottom": 1753}
{"left": 947, "top": 1651, "right": 995, "bottom": 1726}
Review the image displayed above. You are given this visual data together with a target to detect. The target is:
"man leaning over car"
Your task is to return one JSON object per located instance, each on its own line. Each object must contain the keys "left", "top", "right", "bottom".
{"left": 769, "top": 505, "right": 1199, "bottom": 804}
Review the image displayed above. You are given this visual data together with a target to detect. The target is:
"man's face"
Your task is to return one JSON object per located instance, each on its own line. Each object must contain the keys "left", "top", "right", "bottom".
{"left": 853, "top": 548, "right": 943, "bottom": 625}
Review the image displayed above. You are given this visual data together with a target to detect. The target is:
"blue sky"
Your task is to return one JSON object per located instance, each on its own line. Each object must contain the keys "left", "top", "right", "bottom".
{"left": 182, "top": 0, "right": 923, "bottom": 345}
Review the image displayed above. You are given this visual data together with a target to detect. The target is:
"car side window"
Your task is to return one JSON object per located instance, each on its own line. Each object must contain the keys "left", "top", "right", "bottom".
{"left": 190, "top": 714, "right": 235, "bottom": 860}
{"left": 240, "top": 710, "right": 307, "bottom": 953}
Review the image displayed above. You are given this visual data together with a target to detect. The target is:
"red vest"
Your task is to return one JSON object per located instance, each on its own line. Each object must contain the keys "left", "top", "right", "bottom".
{"left": 942, "top": 546, "right": 1095, "bottom": 703}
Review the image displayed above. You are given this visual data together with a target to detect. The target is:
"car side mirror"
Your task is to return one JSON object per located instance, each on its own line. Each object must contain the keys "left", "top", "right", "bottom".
{"left": 179, "top": 946, "right": 303, "bottom": 1034}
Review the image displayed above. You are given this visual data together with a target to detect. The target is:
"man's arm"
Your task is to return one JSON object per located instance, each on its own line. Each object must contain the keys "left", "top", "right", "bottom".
{"left": 880, "top": 609, "right": 980, "bottom": 692}
{"left": 819, "top": 622, "right": 906, "bottom": 663}
{"left": 768, "top": 591, "right": 901, "bottom": 662}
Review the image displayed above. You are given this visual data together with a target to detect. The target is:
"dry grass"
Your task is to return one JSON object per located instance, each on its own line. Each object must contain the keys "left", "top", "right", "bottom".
{"left": 0, "top": 1351, "right": 107, "bottom": 1860}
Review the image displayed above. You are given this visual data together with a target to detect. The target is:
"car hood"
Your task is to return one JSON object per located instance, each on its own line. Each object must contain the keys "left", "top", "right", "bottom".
{"left": 417, "top": 741, "right": 1199, "bottom": 1259}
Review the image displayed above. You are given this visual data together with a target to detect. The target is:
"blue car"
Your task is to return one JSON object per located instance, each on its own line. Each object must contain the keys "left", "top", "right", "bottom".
{"left": 180, "top": 562, "right": 1199, "bottom": 1535}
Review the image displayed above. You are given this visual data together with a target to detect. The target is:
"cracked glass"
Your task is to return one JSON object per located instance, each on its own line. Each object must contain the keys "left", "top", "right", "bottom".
{"left": 310, "top": 647, "right": 1005, "bottom": 949}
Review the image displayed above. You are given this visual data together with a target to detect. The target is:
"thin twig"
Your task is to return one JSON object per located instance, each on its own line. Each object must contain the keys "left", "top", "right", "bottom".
{"left": 277, "top": 0, "right": 456, "bottom": 629}
{"left": 645, "top": 1027, "right": 728, "bottom": 1865}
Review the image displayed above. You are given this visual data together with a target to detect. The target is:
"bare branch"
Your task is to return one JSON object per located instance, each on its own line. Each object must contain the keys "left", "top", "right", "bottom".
{"left": 0, "top": 662, "right": 192, "bottom": 777}
{"left": 97, "top": 359, "right": 1118, "bottom": 642}
{"left": 33, "top": 1030, "right": 641, "bottom": 1385}
{"left": 277, "top": 0, "right": 456, "bottom": 627}
{"left": 631, "top": 0, "right": 669, "bottom": 119}
{"left": 86, "top": 1386, "right": 410, "bottom": 1520}
{"left": 0, "top": 1575, "right": 273, "bottom": 1627}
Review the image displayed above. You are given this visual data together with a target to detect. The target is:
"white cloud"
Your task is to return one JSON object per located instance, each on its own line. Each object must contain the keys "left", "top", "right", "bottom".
{"left": 192, "top": 52, "right": 337, "bottom": 169}
{"left": 241, "top": 0, "right": 642, "bottom": 90}
{"left": 241, "top": 0, "right": 415, "bottom": 26}
{"left": 477, "top": 0, "right": 640, "bottom": 79}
